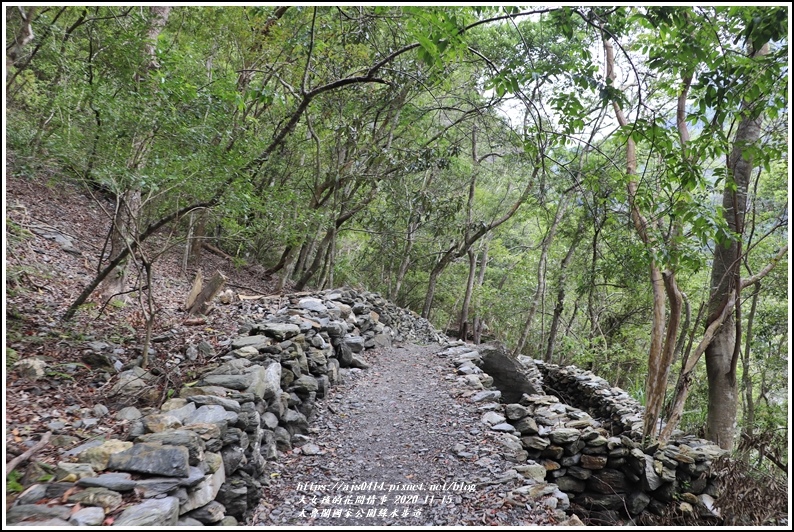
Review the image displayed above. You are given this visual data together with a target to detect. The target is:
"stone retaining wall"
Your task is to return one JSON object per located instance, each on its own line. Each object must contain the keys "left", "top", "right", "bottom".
{"left": 462, "top": 343, "right": 727, "bottom": 523}
{"left": 8, "top": 292, "right": 728, "bottom": 527}
{"left": 7, "top": 289, "right": 437, "bottom": 527}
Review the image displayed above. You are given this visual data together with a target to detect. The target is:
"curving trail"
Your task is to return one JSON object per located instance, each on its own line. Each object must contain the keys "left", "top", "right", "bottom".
{"left": 253, "top": 343, "right": 564, "bottom": 526}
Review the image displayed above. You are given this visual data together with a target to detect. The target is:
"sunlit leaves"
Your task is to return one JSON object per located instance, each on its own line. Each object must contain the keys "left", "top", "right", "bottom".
{"left": 403, "top": 7, "right": 471, "bottom": 69}
{"left": 549, "top": 93, "right": 586, "bottom": 135}
{"left": 738, "top": 7, "right": 788, "bottom": 47}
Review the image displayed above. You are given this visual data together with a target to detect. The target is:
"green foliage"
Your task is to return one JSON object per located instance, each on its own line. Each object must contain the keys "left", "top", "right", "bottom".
{"left": 6, "top": 348, "right": 19, "bottom": 369}
{"left": 403, "top": 7, "right": 472, "bottom": 69}
{"left": 6, "top": 471, "right": 25, "bottom": 494}
{"left": 5, "top": 6, "right": 787, "bottom": 451}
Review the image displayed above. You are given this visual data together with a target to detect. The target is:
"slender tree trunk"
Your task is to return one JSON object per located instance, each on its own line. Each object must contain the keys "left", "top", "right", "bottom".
{"left": 295, "top": 185, "right": 376, "bottom": 290}
{"left": 587, "top": 218, "right": 603, "bottom": 341}
{"left": 566, "top": 304, "right": 578, "bottom": 339}
{"left": 182, "top": 212, "right": 195, "bottom": 274}
{"left": 64, "top": 197, "right": 221, "bottom": 320}
{"left": 421, "top": 165, "right": 538, "bottom": 318}
{"left": 319, "top": 226, "right": 336, "bottom": 289}
{"left": 103, "top": 189, "right": 142, "bottom": 303}
{"left": 604, "top": 34, "right": 684, "bottom": 443}
{"left": 295, "top": 230, "right": 332, "bottom": 290}
{"left": 266, "top": 245, "right": 294, "bottom": 276}
{"left": 422, "top": 261, "right": 444, "bottom": 319}
{"left": 277, "top": 246, "right": 300, "bottom": 292}
{"left": 472, "top": 239, "right": 490, "bottom": 344}
{"left": 740, "top": 282, "right": 761, "bottom": 456}
{"left": 545, "top": 226, "right": 580, "bottom": 362}
{"left": 514, "top": 196, "right": 569, "bottom": 356}
{"left": 100, "top": 6, "right": 171, "bottom": 304}
{"left": 294, "top": 233, "right": 318, "bottom": 278}
{"left": 458, "top": 249, "right": 477, "bottom": 341}
{"left": 391, "top": 222, "right": 417, "bottom": 301}
{"left": 186, "top": 210, "right": 206, "bottom": 270}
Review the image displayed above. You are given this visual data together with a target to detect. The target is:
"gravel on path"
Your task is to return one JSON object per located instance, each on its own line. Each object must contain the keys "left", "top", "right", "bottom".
{"left": 253, "top": 343, "right": 565, "bottom": 527}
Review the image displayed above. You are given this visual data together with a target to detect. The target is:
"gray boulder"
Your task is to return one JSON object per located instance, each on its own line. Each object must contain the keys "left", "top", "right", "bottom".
{"left": 476, "top": 342, "right": 542, "bottom": 403}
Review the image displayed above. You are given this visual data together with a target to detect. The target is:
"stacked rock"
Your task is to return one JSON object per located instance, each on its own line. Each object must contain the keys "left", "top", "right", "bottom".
{"left": 454, "top": 343, "right": 729, "bottom": 524}
{"left": 7, "top": 289, "right": 442, "bottom": 527}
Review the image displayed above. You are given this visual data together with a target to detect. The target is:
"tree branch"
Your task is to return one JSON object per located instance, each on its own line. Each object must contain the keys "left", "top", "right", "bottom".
{"left": 62, "top": 196, "right": 224, "bottom": 321}
{"left": 6, "top": 432, "right": 51, "bottom": 474}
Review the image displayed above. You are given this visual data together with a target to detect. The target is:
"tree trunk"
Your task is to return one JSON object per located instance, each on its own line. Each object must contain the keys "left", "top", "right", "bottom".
{"left": 704, "top": 42, "right": 768, "bottom": 450}
{"left": 295, "top": 187, "right": 376, "bottom": 290}
{"left": 422, "top": 261, "right": 444, "bottom": 319}
{"left": 514, "top": 196, "right": 568, "bottom": 356}
{"left": 587, "top": 217, "right": 603, "bottom": 341}
{"left": 421, "top": 165, "right": 538, "bottom": 318}
{"left": 319, "top": 226, "right": 336, "bottom": 289}
{"left": 391, "top": 239, "right": 413, "bottom": 302}
{"left": 458, "top": 248, "right": 477, "bottom": 341}
{"left": 295, "top": 231, "right": 332, "bottom": 290}
{"left": 186, "top": 210, "right": 206, "bottom": 270}
{"left": 64, "top": 197, "right": 222, "bottom": 321}
{"left": 472, "top": 239, "right": 490, "bottom": 344}
{"left": 6, "top": 7, "right": 38, "bottom": 75}
{"left": 265, "top": 245, "right": 294, "bottom": 276}
{"left": 183, "top": 212, "right": 195, "bottom": 273}
{"left": 545, "top": 226, "right": 580, "bottom": 362}
{"left": 705, "top": 318, "right": 738, "bottom": 448}
{"left": 102, "top": 188, "right": 141, "bottom": 303}
{"left": 604, "top": 34, "right": 684, "bottom": 444}
{"left": 391, "top": 221, "right": 417, "bottom": 302}
{"left": 660, "top": 245, "right": 786, "bottom": 443}
{"left": 741, "top": 283, "right": 761, "bottom": 436}
{"left": 294, "top": 236, "right": 315, "bottom": 279}
{"left": 277, "top": 245, "right": 299, "bottom": 292}
{"left": 100, "top": 6, "right": 170, "bottom": 305}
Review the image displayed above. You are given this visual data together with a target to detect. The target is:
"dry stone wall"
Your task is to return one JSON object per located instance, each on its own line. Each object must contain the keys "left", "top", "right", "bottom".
{"left": 461, "top": 342, "right": 728, "bottom": 523}
{"left": 7, "top": 289, "right": 440, "bottom": 527}
{"left": 8, "top": 290, "right": 728, "bottom": 527}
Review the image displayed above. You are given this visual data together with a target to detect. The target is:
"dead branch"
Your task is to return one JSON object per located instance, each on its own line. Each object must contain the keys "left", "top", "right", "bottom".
{"left": 6, "top": 432, "right": 52, "bottom": 474}
{"left": 201, "top": 242, "right": 235, "bottom": 261}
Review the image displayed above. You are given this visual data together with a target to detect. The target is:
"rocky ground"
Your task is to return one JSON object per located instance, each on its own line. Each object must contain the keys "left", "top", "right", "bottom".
{"left": 253, "top": 343, "right": 568, "bottom": 526}
{"left": 5, "top": 169, "right": 285, "bottom": 511}
{"left": 4, "top": 166, "right": 579, "bottom": 525}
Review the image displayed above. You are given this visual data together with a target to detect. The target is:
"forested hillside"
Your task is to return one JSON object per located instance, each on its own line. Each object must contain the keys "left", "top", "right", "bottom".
{"left": 5, "top": 5, "right": 789, "bottom": 482}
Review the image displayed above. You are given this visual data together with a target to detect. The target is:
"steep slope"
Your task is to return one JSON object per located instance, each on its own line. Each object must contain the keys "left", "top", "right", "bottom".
{"left": 4, "top": 169, "right": 285, "bottom": 492}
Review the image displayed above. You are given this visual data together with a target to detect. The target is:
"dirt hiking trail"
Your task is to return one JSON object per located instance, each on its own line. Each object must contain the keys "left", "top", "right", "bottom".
{"left": 253, "top": 343, "right": 568, "bottom": 526}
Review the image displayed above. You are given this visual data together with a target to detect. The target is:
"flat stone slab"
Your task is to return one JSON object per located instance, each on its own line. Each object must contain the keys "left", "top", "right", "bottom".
{"left": 185, "top": 405, "right": 238, "bottom": 426}
{"left": 259, "top": 322, "right": 301, "bottom": 340}
{"left": 186, "top": 395, "right": 242, "bottom": 413}
{"left": 114, "top": 497, "right": 180, "bottom": 526}
{"left": 77, "top": 472, "right": 136, "bottom": 491}
{"left": 231, "top": 335, "right": 270, "bottom": 349}
{"left": 6, "top": 504, "right": 72, "bottom": 524}
{"left": 106, "top": 443, "right": 189, "bottom": 478}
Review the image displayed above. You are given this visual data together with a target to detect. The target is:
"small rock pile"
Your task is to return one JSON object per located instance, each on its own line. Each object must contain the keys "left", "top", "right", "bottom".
{"left": 6, "top": 288, "right": 441, "bottom": 527}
